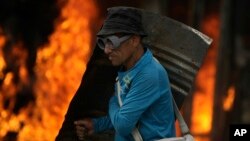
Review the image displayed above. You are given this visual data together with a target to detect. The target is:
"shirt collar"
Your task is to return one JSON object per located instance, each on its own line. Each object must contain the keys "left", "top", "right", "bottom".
{"left": 118, "top": 47, "right": 152, "bottom": 79}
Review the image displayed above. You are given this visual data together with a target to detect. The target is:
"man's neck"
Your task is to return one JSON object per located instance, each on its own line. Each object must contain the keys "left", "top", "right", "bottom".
{"left": 124, "top": 44, "right": 145, "bottom": 71}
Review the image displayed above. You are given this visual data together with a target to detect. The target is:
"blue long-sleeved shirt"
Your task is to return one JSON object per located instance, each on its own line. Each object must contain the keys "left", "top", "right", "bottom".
{"left": 93, "top": 48, "right": 176, "bottom": 141}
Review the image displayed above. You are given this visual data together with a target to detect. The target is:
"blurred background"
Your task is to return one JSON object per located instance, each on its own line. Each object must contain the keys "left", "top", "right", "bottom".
{"left": 0, "top": 0, "right": 249, "bottom": 141}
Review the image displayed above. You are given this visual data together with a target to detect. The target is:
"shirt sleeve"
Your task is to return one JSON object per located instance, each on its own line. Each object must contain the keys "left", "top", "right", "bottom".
{"left": 93, "top": 115, "right": 114, "bottom": 133}
{"left": 109, "top": 73, "right": 161, "bottom": 136}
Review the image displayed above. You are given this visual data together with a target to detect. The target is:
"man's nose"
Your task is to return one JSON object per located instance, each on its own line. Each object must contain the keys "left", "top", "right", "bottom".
{"left": 104, "top": 44, "right": 113, "bottom": 54}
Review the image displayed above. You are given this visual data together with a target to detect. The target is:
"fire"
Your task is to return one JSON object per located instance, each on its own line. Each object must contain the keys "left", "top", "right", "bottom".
{"left": 223, "top": 86, "right": 235, "bottom": 111}
{"left": 0, "top": 34, "right": 5, "bottom": 86}
{"left": 191, "top": 13, "right": 220, "bottom": 141}
{"left": 0, "top": 0, "right": 98, "bottom": 140}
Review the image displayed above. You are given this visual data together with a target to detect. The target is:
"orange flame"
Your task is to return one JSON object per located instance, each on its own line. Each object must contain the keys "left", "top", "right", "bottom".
{"left": 0, "top": 0, "right": 98, "bottom": 140}
{"left": 223, "top": 86, "right": 235, "bottom": 111}
{"left": 191, "top": 13, "right": 220, "bottom": 141}
{"left": 0, "top": 42, "right": 29, "bottom": 139}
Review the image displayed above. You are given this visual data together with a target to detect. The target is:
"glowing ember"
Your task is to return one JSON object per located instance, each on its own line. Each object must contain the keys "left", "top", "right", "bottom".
{"left": 0, "top": 0, "right": 98, "bottom": 140}
{"left": 190, "top": 13, "right": 220, "bottom": 141}
{"left": 223, "top": 86, "right": 235, "bottom": 111}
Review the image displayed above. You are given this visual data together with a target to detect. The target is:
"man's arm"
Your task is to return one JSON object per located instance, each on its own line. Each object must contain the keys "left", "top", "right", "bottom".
{"left": 74, "top": 115, "right": 114, "bottom": 140}
{"left": 93, "top": 115, "right": 114, "bottom": 133}
{"left": 109, "top": 73, "right": 161, "bottom": 136}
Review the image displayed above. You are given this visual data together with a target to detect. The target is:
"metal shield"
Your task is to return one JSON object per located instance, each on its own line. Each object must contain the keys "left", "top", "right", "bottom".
{"left": 140, "top": 9, "right": 213, "bottom": 107}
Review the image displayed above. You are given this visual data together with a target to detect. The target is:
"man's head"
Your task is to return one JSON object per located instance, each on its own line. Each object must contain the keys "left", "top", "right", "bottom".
{"left": 97, "top": 7, "right": 146, "bottom": 37}
{"left": 96, "top": 7, "right": 147, "bottom": 70}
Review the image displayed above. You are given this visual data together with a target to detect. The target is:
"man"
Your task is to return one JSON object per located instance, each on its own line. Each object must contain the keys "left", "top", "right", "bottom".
{"left": 74, "top": 7, "right": 176, "bottom": 141}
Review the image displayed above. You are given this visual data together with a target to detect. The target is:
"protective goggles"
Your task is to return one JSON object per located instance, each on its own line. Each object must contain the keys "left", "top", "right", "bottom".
{"left": 97, "top": 35, "right": 131, "bottom": 50}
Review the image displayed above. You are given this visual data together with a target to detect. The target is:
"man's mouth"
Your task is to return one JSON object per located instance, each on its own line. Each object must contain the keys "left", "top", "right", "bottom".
{"left": 108, "top": 54, "right": 115, "bottom": 61}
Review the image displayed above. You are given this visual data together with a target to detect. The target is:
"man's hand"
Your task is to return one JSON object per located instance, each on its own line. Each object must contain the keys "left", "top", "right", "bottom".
{"left": 74, "top": 118, "right": 94, "bottom": 140}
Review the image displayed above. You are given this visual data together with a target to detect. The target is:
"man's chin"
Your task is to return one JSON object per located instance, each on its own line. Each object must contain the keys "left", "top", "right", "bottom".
{"left": 112, "top": 63, "right": 120, "bottom": 66}
{"left": 111, "top": 61, "right": 122, "bottom": 67}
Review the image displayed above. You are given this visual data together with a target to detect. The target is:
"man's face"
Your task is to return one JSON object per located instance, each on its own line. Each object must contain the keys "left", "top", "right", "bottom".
{"left": 102, "top": 34, "right": 137, "bottom": 67}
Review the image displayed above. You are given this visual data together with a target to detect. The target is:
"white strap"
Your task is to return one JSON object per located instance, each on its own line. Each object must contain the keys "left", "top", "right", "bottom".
{"left": 116, "top": 78, "right": 123, "bottom": 106}
{"left": 116, "top": 78, "right": 143, "bottom": 141}
{"left": 131, "top": 128, "right": 143, "bottom": 141}
{"left": 172, "top": 96, "right": 190, "bottom": 135}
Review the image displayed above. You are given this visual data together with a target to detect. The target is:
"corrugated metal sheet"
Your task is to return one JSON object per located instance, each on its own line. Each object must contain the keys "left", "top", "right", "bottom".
{"left": 141, "top": 9, "right": 213, "bottom": 107}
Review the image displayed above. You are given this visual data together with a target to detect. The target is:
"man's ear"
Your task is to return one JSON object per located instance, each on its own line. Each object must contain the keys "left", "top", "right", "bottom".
{"left": 130, "top": 35, "right": 140, "bottom": 47}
